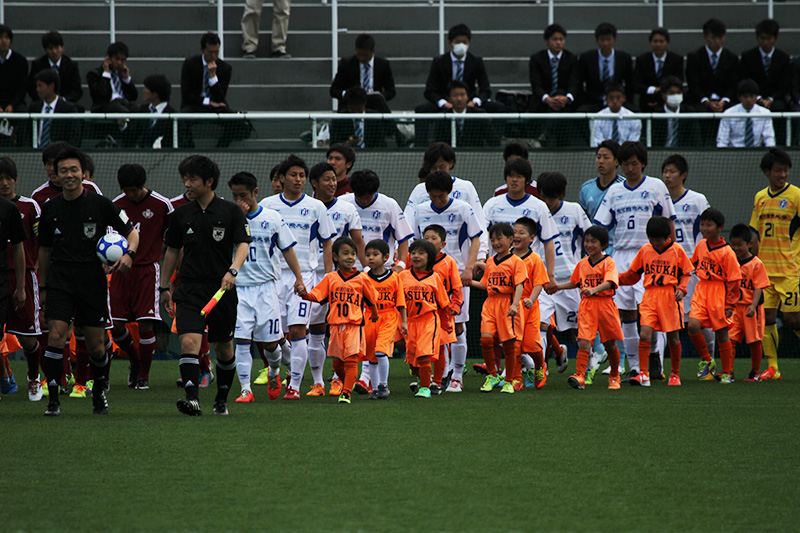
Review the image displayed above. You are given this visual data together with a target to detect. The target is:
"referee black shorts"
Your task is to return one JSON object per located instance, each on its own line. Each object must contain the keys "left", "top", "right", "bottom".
{"left": 45, "top": 264, "right": 109, "bottom": 328}
{"left": 173, "top": 281, "right": 238, "bottom": 343}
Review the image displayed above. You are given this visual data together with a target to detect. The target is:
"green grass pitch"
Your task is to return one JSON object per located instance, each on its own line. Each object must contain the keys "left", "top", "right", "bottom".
{"left": 4, "top": 357, "right": 799, "bottom": 532}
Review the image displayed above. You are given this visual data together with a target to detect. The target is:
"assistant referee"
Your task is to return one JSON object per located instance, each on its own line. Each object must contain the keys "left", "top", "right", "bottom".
{"left": 161, "top": 155, "right": 250, "bottom": 416}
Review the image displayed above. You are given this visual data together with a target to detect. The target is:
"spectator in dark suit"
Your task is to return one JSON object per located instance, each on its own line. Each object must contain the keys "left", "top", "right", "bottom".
{"left": 180, "top": 32, "right": 233, "bottom": 113}
{"left": 330, "top": 34, "right": 396, "bottom": 113}
{"left": 434, "top": 80, "right": 499, "bottom": 147}
{"left": 86, "top": 41, "right": 137, "bottom": 112}
{"left": 651, "top": 76, "right": 700, "bottom": 148}
{"left": 28, "top": 31, "right": 83, "bottom": 106}
{"left": 578, "top": 23, "right": 634, "bottom": 112}
{"left": 133, "top": 74, "right": 175, "bottom": 148}
{"left": 792, "top": 56, "right": 800, "bottom": 112}
{"left": 634, "top": 28, "right": 684, "bottom": 112}
{"left": 0, "top": 24, "right": 28, "bottom": 112}
{"left": 740, "top": 19, "right": 791, "bottom": 112}
{"left": 685, "top": 18, "right": 740, "bottom": 112}
{"left": 331, "top": 87, "right": 390, "bottom": 148}
{"left": 30, "top": 69, "right": 77, "bottom": 148}
{"left": 529, "top": 23, "right": 579, "bottom": 113}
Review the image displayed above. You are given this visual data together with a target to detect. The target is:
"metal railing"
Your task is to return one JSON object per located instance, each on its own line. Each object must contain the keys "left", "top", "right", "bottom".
{"left": 4, "top": 111, "right": 798, "bottom": 149}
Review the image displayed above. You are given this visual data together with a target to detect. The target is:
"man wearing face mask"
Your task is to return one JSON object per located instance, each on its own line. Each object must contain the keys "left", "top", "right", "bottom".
{"left": 415, "top": 24, "right": 503, "bottom": 145}
{"left": 652, "top": 76, "right": 700, "bottom": 148}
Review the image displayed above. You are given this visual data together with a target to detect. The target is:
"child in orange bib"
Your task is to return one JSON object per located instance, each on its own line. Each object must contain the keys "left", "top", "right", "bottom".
{"left": 300, "top": 237, "right": 379, "bottom": 404}
{"left": 549, "top": 225, "right": 624, "bottom": 390}
{"left": 618, "top": 216, "right": 693, "bottom": 387}
{"left": 729, "top": 224, "right": 771, "bottom": 382}
{"left": 687, "top": 208, "right": 742, "bottom": 383}
{"left": 399, "top": 239, "right": 451, "bottom": 399}
{"left": 471, "top": 223, "right": 527, "bottom": 394}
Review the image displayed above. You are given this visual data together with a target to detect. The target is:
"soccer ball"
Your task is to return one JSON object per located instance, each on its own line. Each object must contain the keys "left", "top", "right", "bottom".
{"left": 96, "top": 233, "right": 129, "bottom": 265}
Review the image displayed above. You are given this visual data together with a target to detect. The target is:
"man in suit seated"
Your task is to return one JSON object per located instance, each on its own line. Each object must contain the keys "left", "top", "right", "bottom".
{"left": 578, "top": 23, "right": 634, "bottom": 112}
{"left": 434, "top": 81, "right": 499, "bottom": 147}
{"left": 740, "top": 19, "right": 790, "bottom": 112}
{"left": 132, "top": 74, "right": 175, "bottom": 149}
{"left": 30, "top": 69, "right": 77, "bottom": 148}
{"left": 634, "top": 28, "right": 684, "bottom": 112}
{"left": 330, "top": 34, "right": 396, "bottom": 113}
{"left": 686, "top": 18, "right": 740, "bottom": 113}
{"left": 28, "top": 31, "right": 83, "bottom": 108}
{"left": 86, "top": 41, "right": 137, "bottom": 112}
{"left": 331, "top": 87, "right": 392, "bottom": 148}
{"left": 0, "top": 24, "right": 28, "bottom": 113}
{"left": 651, "top": 76, "right": 700, "bottom": 148}
{"left": 180, "top": 32, "right": 233, "bottom": 113}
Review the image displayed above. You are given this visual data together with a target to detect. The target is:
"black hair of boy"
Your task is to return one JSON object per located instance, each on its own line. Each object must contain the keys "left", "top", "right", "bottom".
{"left": 596, "top": 139, "right": 620, "bottom": 159}
{"left": 729, "top": 223, "right": 753, "bottom": 242}
{"left": 41, "top": 30, "right": 63, "bottom": 49}
{"left": 617, "top": 141, "right": 648, "bottom": 167}
{"left": 408, "top": 239, "right": 437, "bottom": 270}
{"left": 699, "top": 207, "right": 725, "bottom": 228}
{"left": 344, "top": 86, "right": 368, "bottom": 107}
{"left": 737, "top": 78, "right": 759, "bottom": 97}
{"left": 760, "top": 147, "right": 792, "bottom": 171}
{"left": 544, "top": 24, "right": 567, "bottom": 40}
{"left": 503, "top": 142, "right": 529, "bottom": 161}
{"left": 278, "top": 154, "right": 308, "bottom": 180}
{"left": 181, "top": 155, "right": 221, "bottom": 189}
{"left": 604, "top": 82, "right": 625, "bottom": 98}
{"left": 448, "top": 24, "right": 471, "bottom": 42}
{"left": 349, "top": 169, "right": 380, "bottom": 196}
{"left": 35, "top": 68, "right": 61, "bottom": 94}
{"left": 0, "top": 24, "right": 14, "bottom": 41}
{"left": 200, "top": 32, "right": 221, "bottom": 49}
{"left": 365, "top": 238, "right": 390, "bottom": 256}
{"left": 425, "top": 171, "right": 454, "bottom": 194}
{"left": 0, "top": 156, "right": 17, "bottom": 180}
{"left": 649, "top": 27, "right": 670, "bottom": 42}
{"left": 309, "top": 162, "right": 336, "bottom": 186}
{"left": 423, "top": 142, "right": 456, "bottom": 170}
{"left": 107, "top": 41, "right": 129, "bottom": 58}
{"left": 42, "top": 141, "right": 72, "bottom": 165}
{"left": 702, "top": 18, "right": 726, "bottom": 37}
{"left": 327, "top": 143, "right": 356, "bottom": 168}
{"left": 228, "top": 171, "right": 258, "bottom": 192}
{"left": 423, "top": 224, "right": 447, "bottom": 242}
{"left": 537, "top": 171, "right": 567, "bottom": 199}
{"left": 584, "top": 225, "right": 610, "bottom": 248}
{"left": 514, "top": 216, "right": 537, "bottom": 237}
{"left": 447, "top": 79, "right": 469, "bottom": 96}
{"left": 489, "top": 222, "right": 514, "bottom": 239}
{"left": 661, "top": 153, "right": 689, "bottom": 176}
{"left": 332, "top": 236, "right": 357, "bottom": 257}
{"left": 755, "top": 19, "right": 779, "bottom": 38}
{"left": 646, "top": 216, "right": 672, "bottom": 240}
{"left": 659, "top": 75, "right": 683, "bottom": 94}
{"left": 117, "top": 163, "right": 147, "bottom": 189}
{"left": 595, "top": 22, "right": 617, "bottom": 39}
{"left": 504, "top": 157, "right": 533, "bottom": 183}
{"left": 53, "top": 147, "right": 86, "bottom": 173}
{"left": 143, "top": 74, "right": 171, "bottom": 102}
{"left": 355, "top": 33, "right": 375, "bottom": 51}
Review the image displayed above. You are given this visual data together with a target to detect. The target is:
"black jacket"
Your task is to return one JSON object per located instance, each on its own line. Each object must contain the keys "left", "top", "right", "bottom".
{"left": 30, "top": 97, "right": 78, "bottom": 143}
{"left": 0, "top": 50, "right": 28, "bottom": 109}
{"left": 633, "top": 51, "right": 684, "bottom": 110}
{"left": 578, "top": 49, "right": 634, "bottom": 106}
{"left": 685, "top": 46, "right": 740, "bottom": 105}
{"left": 739, "top": 47, "right": 791, "bottom": 104}
{"left": 28, "top": 54, "right": 83, "bottom": 103}
{"left": 330, "top": 55, "right": 396, "bottom": 102}
{"left": 86, "top": 64, "right": 138, "bottom": 110}
{"left": 423, "top": 52, "right": 492, "bottom": 105}
{"left": 529, "top": 49, "right": 580, "bottom": 103}
{"left": 180, "top": 55, "right": 232, "bottom": 109}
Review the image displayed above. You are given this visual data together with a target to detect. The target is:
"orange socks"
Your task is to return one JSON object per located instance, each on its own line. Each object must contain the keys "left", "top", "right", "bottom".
{"left": 480, "top": 336, "right": 498, "bottom": 376}
{"left": 433, "top": 346, "right": 446, "bottom": 386}
{"left": 669, "top": 342, "right": 682, "bottom": 375}
{"left": 333, "top": 359, "right": 357, "bottom": 395}
{"left": 576, "top": 348, "right": 590, "bottom": 375}
{"left": 418, "top": 356, "right": 432, "bottom": 388}
{"left": 607, "top": 345, "right": 620, "bottom": 378}
{"left": 719, "top": 340, "right": 734, "bottom": 374}
{"left": 638, "top": 340, "right": 651, "bottom": 375}
{"left": 689, "top": 331, "right": 713, "bottom": 361}
{"left": 548, "top": 327, "right": 563, "bottom": 356}
{"left": 531, "top": 349, "right": 545, "bottom": 370}
{"left": 749, "top": 342, "right": 763, "bottom": 373}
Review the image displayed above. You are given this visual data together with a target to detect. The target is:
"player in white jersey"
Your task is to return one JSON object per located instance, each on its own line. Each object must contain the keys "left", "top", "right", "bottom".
{"left": 259, "top": 155, "right": 335, "bottom": 400}
{"left": 228, "top": 172, "right": 304, "bottom": 403}
{"left": 593, "top": 142, "right": 677, "bottom": 375}
{"left": 536, "top": 173, "right": 592, "bottom": 364}
{"left": 410, "top": 171, "right": 483, "bottom": 390}
{"left": 307, "top": 162, "right": 365, "bottom": 396}
{"left": 340, "top": 168, "right": 412, "bottom": 392}
{"left": 482, "top": 158, "right": 557, "bottom": 278}
{"left": 661, "top": 153, "right": 715, "bottom": 359}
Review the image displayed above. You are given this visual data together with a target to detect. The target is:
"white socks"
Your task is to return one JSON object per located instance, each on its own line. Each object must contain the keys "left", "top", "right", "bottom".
{"left": 376, "top": 353, "right": 390, "bottom": 386}
{"left": 308, "top": 332, "right": 326, "bottom": 385}
{"left": 235, "top": 341, "right": 252, "bottom": 391}
{"left": 289, "top": 336, "right": 308, "bottom": 390}
{"left": 262, "top": 345, "right": 281, "bottom": 378}
{"left": 450, "top": 326, "right": 467, "bottom": 380}
{"left": 358, "top": 361, "right": 371, "bottom": 386}
{"left": 622, "top": 321, "right": 639, "bottom": 373}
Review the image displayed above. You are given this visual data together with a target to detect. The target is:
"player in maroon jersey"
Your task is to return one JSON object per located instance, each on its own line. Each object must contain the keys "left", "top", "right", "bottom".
{"left": 31, "top": 143, "right": 102, "bottom": 209}
{"left": 0, "top": 157, "right": 44, "bottom": 401}
{"left": 111, "top": 163, "right": 174, "bottom": 390}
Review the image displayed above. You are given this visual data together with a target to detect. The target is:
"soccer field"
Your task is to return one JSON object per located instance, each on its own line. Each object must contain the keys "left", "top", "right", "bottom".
{"left": 5, "top": 358, "right": 799, "bottom": 532}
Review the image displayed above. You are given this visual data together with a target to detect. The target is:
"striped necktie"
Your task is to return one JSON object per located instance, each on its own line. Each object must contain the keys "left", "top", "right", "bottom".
{"left": 353, "top": 119, "right": 365, "bottom": 148}
{"left": 455, "top": 60, "right": 464, "bottom": 81}
{"left": 602, "top": 58, "right": 611, "bottom": 85}
{"left": 202, "top": 65, "right": 210, "bottom": 98}
{"left": 550, "top": 56, "right": 559, "bottom": 93}
{"left": 744, "top": 117, "right": 755, "bottom": 147}
{"left": 149, "top": 104, "right": 158, "bottom": 129}
{"left": 655, "top": 58, "right": 663, "bottom": 80}
{"left": 667, "top": 118, "right": 678, "bottom": 148}
{"left": 40, "top": 104, "right": 52, "bottom": 148}
{"left": 611, "top": 119, "right": 620, "bottom": 143}
{"left": 764, "top": 55, "right": 771, "bottom": 76}
{"left": 362, "top": 62, "right": 372, "bottom": 92}
{"left": 111, "top": 71, "right": 126, "bottom": 102}
{"left": 710, "top": 53, "right": 718, "bottom": 73}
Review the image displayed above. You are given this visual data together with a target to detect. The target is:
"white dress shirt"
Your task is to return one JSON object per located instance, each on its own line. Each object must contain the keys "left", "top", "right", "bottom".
{"left": 591, "top": 106, "right": 642, "bottom": 147}
{"left": 716, "top": 103, "right": 775, "bottom": 148}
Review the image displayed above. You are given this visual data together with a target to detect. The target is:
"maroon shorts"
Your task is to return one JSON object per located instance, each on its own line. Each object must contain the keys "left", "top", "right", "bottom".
{"left": 7, "top": 270, "right": 41, "bottom": 336}
{"left": 109, "top": 263, "right": 161, "bottom": 323}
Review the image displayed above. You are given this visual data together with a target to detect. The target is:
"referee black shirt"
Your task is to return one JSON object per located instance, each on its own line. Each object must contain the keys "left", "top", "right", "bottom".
{"left": 0, "top": 195, "right": 27, "bottom": 269}
{"left": 164, "top": 195, "right": 251, "bottom": 283}
{"left": 38, "top": 190, "right": 133, "bottom": 266}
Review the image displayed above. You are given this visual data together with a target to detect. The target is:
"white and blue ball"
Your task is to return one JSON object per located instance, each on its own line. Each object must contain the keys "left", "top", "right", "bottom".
{"left": 96, "top": 233, "right": 129, "bottom": 265}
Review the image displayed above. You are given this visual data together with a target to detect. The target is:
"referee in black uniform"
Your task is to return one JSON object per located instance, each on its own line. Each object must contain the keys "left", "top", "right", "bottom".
{"left": 161, "top": 155, "right": 250, "bottom": 416}
{"left": 38, "top": 148, "right": 139, "bottom": 416}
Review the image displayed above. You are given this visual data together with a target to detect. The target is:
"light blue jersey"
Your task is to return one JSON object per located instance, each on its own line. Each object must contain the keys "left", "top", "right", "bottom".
{"left": 578, "top": 175, "right": 624, "bottom": 254}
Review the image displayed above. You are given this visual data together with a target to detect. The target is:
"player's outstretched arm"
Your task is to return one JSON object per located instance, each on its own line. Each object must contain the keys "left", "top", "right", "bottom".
{"left": 11, "top": 242, "right": 25, "bottom": 309}
{"left": 582, "top": 280, "right": 613, "bottom": 297}
{"left": 399, "top": 307, "right": 408, "bottom": 337}
{"left": 469, "top": 279, "right": 486, "bottom": 291}
{"left": 552, "top": 280, "right": 577, "bottom": 293}
{"left": 322, "top": 239, "right": 333, "bottom": 273}
{"left": 618, "top": 269, "right": 641, "bottom": 287}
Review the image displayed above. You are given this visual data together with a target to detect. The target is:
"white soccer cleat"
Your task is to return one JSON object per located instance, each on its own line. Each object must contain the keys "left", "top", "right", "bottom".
{"left": 28, "top": 378, "right": 44, "bottom": 402}
{"left": 445, "top": 379, "right": 463, "bottom": 393}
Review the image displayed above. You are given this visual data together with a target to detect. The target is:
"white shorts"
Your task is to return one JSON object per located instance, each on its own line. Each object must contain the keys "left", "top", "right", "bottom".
{"left": 235, "top": 281, "right": 283, "bottom": 342}
{"left": 683, "top": 273, "right": 700, "bottom": 318}
{"left": 539, "top": 286, "right": 580, "bottom": 331}
{"left": 612, "top": 249, "right": 643, "bottom": 311}
{"left": 309, "top": 271, "right": 329, "bottom": 325}
{"left": 278, "top": 270, "right": 316, "bottom": 329}
{"left": 455, "top": 286, "right": 470, "bottom": 324}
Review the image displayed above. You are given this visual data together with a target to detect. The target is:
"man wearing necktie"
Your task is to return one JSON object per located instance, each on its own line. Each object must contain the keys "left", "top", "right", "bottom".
{"left": 86, "top": 42, "right": 137, "bottom": 112}
{"left": 529, "top": 24, "right": 578, "bottom": 114}
{"left": 635, "top": 28, "right": 684, "bottom": 112}
{"left": 577, "top": 22, "right": 634, "bottom": 113}
{"left": 27, "top": 31, "right": 83, "bottom": 107}
{"left": 329, "top": 34, "right": 396, "bottom": 113}
{"left": 133, "top": 74, "right": 176, "bottom": 148}
{"left": 331, "top": 87, "right": 391, "bottom": 148}
{"left": 686, "top": 18, "right": 740, "bottom": 114}
{"left": 31, "top": 69, "right": 77, "bottom": 147}
{"left": 716, "top": 79, "right": 776, "bottom": 148}
{"left": 741, "top": 19, "right": 791, "bottom": 114}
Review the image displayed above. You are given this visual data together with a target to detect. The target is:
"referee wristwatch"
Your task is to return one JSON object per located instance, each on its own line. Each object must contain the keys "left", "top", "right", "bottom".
{"left": 228, "top": 268, "right": 238, "bottom": 277}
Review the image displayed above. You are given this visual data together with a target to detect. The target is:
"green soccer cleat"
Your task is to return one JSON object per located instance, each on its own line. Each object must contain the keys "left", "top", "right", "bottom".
{"left": 719, "top": 373, "right": 733, "bottom": 384}
{"left": 585, "top": 366, "right": 596, "bottom": 386}
{"left": 480, "top": 375, "right": 501, "bottom": 392}
{"left": 415, "top": 387, "right": 431, "bottom": 398}
{"left": 500, "top": 381, "right": 514, "bottom": 394}
{"left": 253, "top": 368, "right": 270, "bottom": 385}
{"left": 338, "top": 392, "right": 351, "bottom": 404}
{"left": 697, "top": 360, "right": 716, "bottom": 380}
